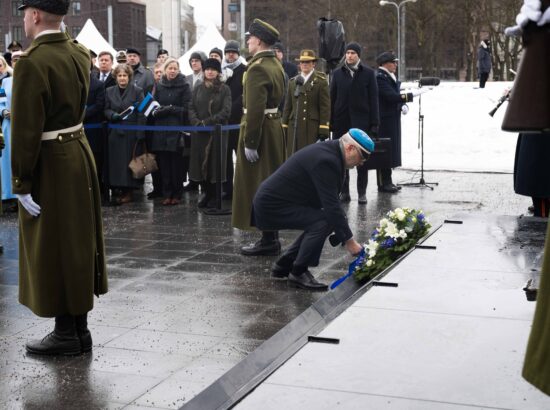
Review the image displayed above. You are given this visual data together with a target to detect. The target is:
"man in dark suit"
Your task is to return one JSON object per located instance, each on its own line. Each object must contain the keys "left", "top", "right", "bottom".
{"left": 85, "top": 61, "right": 106, "bottom": 199}
{"left": 330, "top": 42, "right": 379, "bottom": 204}
{"left": 374, "top": 51, "right": 414, "bottom": 192}
{"left": 222, "top": 40, "right": 246, "bottom": 200}
{"left": 97, "top": 51, "right": 116, "bottom": 88}
{"left": 253, "top": 129, "right": 372, "bottom": 290}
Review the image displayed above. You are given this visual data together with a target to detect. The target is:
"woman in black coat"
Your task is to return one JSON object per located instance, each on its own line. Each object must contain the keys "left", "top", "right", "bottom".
{"left": 104, "top": 64, "right": 146, "bottom": 204}
{"left": 151, "top": 58, "right": 192, "bottom": 205}
{"left": 188, "top": 58, "right": 231, "bottom": 208}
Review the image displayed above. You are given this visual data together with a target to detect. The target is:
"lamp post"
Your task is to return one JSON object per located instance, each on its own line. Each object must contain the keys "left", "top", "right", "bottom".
{"left": 379, "top": 0, "right": 417, "bottom": 80}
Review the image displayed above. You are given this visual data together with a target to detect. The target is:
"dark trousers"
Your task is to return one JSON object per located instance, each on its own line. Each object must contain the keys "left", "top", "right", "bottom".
{"left": 254, "top": 202, "right": 332, "bottom": 267}
{"left": 343, "top": 167, "right": 393, "bottom": 195}
{"left": 223, "top": 129, "right": 239, "bottom": 196}
{"left": 479, "top": 72, "right": 489, "bottom": 88}
{"left": 158, "top": 151, "right": 184, "bottom": 199}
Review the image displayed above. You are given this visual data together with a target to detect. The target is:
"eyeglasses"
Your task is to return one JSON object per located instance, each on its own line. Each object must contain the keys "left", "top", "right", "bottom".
{"left": 354, "top": 145, "right": 369, "bottom": 161}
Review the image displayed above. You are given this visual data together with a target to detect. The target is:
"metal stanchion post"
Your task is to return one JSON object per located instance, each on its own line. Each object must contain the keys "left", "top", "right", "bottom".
{"left": 203, "top": 124, "right": 231, "bottom": 215}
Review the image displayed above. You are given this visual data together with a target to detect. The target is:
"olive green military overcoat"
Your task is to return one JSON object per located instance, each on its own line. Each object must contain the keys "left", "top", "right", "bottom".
{"left": 523, "top": 221, "right": 550, "bottom": 395}
{"left": 231, "top": 50, "right": 286, "bottom": 230}
{"left": 282, "top": 70, "right": 330, "bottom": 157}
{"left": 11, "top": 32, "right": 107, "bottom": 317}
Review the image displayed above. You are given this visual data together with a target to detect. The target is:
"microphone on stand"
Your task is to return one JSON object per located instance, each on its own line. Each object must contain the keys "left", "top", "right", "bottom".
{"left": 418, "top": 77, "right": 440, "bottom": 87}
{"left": 294, "top": 75, "right": 305, "bottom": 97}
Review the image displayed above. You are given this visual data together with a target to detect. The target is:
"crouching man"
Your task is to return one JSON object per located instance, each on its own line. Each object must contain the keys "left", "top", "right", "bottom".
{"left": 252, "top": 129, "right": 372, "bottom": 291}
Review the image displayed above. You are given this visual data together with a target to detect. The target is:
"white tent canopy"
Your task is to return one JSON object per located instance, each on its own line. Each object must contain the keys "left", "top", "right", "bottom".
{"left": 178, "top": 23, "right": 227, "bottom": 75}
{"left": 76, "top": 19, "right": 117, "bottom": 65}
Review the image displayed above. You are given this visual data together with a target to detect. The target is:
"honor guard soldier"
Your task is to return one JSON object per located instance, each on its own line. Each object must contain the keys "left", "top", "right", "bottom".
{"left": 282, "top": 49, "right": 330, "bottom": 157}
{"left": 11, "top": 0, "right": 107, "bottom": 356}
{"left": 232, "top": 19, "right": 286, "bottom": 256}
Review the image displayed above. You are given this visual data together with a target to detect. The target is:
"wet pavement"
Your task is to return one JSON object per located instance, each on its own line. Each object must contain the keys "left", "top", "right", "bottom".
{"left": 0, "top": 169, "right": 538, "bottom": 409}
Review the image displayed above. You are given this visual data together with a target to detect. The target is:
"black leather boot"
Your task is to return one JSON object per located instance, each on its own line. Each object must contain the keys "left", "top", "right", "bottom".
{"left": 240, "top": 231, "right": 281, "bottom": 256}
{"left": 26, "top": 315, "right": 81, "bottom": 356}
{"left": 75, "top": 313, "right": 93, "bottom": 353}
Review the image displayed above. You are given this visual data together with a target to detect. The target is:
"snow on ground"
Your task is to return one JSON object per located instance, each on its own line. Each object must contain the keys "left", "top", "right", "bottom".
{"left": 400, "top": 81, "right": 515, "bottom": 173}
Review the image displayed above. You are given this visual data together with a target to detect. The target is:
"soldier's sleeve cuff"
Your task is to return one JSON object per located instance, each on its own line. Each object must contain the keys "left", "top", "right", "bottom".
{"left": 401, "top": 93, "right": 413, "bottom": 102}
{"left": 12, "top": 177, "right": 32, "bottom": 194}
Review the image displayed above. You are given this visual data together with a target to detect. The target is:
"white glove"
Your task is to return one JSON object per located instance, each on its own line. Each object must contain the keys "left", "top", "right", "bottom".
{"left": 412, "top": 88, "right": 430, "bottom": 97}
{"left": 401, "top": 104, "right": 409, "bottom": 115}
{"left": 16, "top": 194, "right": 41, "bottom": 217}
{"left": 244, "top": 148, "right": 259, "bottom": 162}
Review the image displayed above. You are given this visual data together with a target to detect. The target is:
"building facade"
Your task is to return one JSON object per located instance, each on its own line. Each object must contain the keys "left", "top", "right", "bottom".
{"left": 1, "top": 0, "right": 146, "bottom": 56}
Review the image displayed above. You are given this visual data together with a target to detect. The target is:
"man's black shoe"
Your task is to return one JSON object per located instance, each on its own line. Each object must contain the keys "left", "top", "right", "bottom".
{"left": 26, "top": 332, "right": 81, "bottom": 356}
{"left": 288, "top": 271, "right": 328, "bottom": 291}
{"left": 0, "top": 244, "right": 3, "bottom": 254}
{"left": 271, "top": 261, "right": 291, "bottom": 279}
{"left": 378, "top": 184, "right": 399, "bottom": 193}
{"left": 339, "top": 192, "right": 351, "bottom": 202}
{"left": 240, "top": 240, "right": 281, "bottom": 256}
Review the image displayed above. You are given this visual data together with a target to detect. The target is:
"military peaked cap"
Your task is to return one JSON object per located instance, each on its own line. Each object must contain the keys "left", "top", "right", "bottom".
{"left": 295, "top": 50, "right": 317, "bottom": 62}
{"left": 376, "top": 51, "right": 398, "bottom": 66}
{"left": 18, "top": 0, "right": 70, "bottom": 15}
{"left": 8, "top": 40, "right": 23, "bottom": 51}
{"left": 246, "top": 19, "right": 279, "bottom": 46}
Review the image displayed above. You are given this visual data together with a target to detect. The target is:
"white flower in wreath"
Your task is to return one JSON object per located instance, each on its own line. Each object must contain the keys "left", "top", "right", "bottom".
{"left": 365, "top": 239, "right": 379, "bottom": 257}
{"left": 398, "top": 229, "right": 407, "bottom": 239}
{"left": 387, "top": 210, "right": 395, "bottom": 219}
{"left": 366, "top": 259, "right": 375, "bottom": 267}
{"left": 385, "top": 221, "right": 400, "bottom": 238}
{"left": 380, "top": 218, "right": 389, "bottom": 228}
{"left": 395, "top": 208, "right": 406, "bottom": 221}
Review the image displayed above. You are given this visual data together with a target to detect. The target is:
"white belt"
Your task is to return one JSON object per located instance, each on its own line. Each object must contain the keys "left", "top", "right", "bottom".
{"left": 243, "top": 108, "right": 278, "bottom": 115}
{"left": 41, "top": 123, "right": 84, "bottom": 141}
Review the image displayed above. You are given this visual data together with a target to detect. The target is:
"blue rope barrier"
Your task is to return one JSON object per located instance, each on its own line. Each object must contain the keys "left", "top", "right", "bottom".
{"left": 83, "top": 123, "right": 241, "bottom": 132}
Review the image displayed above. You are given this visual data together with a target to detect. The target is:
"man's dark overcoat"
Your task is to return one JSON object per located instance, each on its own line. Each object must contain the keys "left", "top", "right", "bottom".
{"left": 330, "top": 63, "right": 379, "bottom": 138}
{"left": 253, "top": 140, "right": 352, "bottom": 244}
{"left": 11, "top": 32, "right": 107, "bottom": 317}
{"left": 104, "top": 84, "right": 145, "bottom": 188}
{"left": 376, "top": 68, "right": 410, "bottom": 168}
{"left": 84, "top": 74, "right": 105, "bottom": 154}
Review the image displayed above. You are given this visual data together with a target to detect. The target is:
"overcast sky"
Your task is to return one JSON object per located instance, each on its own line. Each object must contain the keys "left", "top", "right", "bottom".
{"left": 189, "top": 0, "right": 222, "bottom": 29}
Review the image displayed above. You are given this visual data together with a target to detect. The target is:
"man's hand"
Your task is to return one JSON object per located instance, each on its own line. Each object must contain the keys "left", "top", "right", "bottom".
{"left": 401, "top": 104, "right": 409, "bottom": 115}
{"left": 111, "top": 113, "right": 122, "bottom": 122}
{"left": 345, "top": 238, "right": 363, "bottom": 256}
{"left": 245, "top": 148, "right": 259, "bottom": 162}
{"left": 16, "top": 194, "right": 41, "bottom": 217}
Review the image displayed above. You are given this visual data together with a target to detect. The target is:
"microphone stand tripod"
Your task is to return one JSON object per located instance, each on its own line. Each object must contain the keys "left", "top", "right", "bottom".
{"left": 399, "top": 90, "right": 438, "bottom": 190}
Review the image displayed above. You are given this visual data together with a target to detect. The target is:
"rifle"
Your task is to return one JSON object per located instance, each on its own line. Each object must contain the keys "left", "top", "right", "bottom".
{"left": 489, "top": 89, "right": 511, "bottom": 117}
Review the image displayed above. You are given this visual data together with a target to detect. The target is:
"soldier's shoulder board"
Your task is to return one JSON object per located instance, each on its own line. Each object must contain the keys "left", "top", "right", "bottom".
{"left": 250, "top": 58, "right": 263, "bottom": 67}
